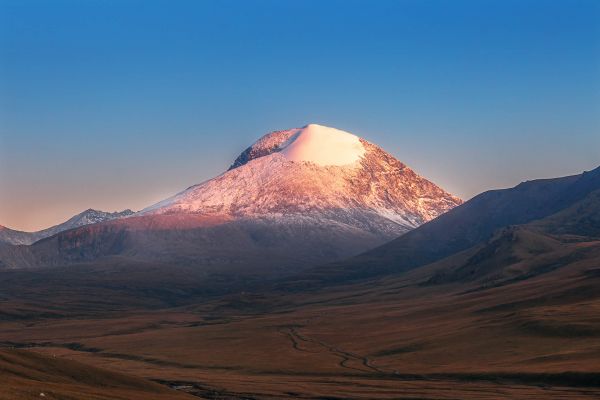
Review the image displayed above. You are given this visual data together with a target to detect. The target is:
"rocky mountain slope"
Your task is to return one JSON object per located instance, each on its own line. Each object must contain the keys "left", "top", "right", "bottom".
{"left": 0, "top": 209, "right": 134, "bottom": 245}
{"left": 143, "top": 124, "right": 460, "bottom": 232}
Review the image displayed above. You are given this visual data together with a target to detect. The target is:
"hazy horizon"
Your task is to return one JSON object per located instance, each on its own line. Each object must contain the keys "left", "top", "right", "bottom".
{"left": 1, "top": 0, "right": 599, "bottom": 231}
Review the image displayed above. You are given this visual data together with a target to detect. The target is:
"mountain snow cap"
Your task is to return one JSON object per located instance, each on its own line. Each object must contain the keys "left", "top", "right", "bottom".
{"left": 279, "top": 124, "right": 365, "bottom": 166}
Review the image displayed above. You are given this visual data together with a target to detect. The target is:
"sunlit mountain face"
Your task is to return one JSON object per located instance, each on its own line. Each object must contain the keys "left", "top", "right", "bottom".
{"left": 142, "top": 123, "right": 460, "bottom": 227}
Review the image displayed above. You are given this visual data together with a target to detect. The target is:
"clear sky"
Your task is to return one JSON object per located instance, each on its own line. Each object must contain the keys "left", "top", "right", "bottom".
{"left": 1, "top": 0, "right": 599, "bottom": 231}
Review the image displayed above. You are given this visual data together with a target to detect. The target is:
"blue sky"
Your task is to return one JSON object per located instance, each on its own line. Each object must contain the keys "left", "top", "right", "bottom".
{"left": 1, "top": 0, "right": 599, "bottom": 230}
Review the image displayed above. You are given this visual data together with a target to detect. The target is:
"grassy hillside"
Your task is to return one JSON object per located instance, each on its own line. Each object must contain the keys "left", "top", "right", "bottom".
{"left": 0, "top": 348, "right": 190, "bottom": 399}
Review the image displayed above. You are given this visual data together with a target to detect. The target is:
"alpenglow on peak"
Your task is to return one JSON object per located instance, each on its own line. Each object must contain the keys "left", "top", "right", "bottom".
{"left": 280, "top": 124, "right": 365, "bottom": 167}
{"left": 229, "top": 124, "right": 366, "bottom": 170}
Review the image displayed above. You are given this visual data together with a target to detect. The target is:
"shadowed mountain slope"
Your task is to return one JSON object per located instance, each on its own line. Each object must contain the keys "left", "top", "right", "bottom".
{"left": 303, "top": 166, "right": 600, "bottom": 284}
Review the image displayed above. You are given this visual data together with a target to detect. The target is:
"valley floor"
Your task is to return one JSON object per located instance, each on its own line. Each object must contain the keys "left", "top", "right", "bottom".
{"left": 0, "top": 242, "right": 600, "bottom": 399}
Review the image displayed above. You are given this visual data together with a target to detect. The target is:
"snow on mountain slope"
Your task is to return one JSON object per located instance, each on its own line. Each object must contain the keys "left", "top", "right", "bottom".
{"left": 0, "top": 209, "right": 134, "bottom": 245}
{"left": 37, "top": 209, "right": 134, "bottom": 239}
{"left": 142, "top": 124, "right": 461, "bottom": 234}
{"left": 280, "top": 124, "right": 365, "bottom": 166}
{"left": 0, "top": 226, "right": 33, "bottom": 246}
{"left": 228, "top": 124, "right": 364, "bottom": 169}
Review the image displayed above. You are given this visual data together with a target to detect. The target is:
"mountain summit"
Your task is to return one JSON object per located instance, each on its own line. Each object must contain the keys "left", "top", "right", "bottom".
{"left": 229, "top": 124, "right": 365, "bottom": 169}
{"left": 144, "top": 124, "right": 461, "bottom": 232}
{"left": 0, "top": 124, "right": 461, "bottom": 273}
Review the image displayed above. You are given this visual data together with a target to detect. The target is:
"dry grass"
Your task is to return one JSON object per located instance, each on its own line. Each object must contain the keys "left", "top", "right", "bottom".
{"left": 1, "top": 237, "right": 599, "bottom": 398}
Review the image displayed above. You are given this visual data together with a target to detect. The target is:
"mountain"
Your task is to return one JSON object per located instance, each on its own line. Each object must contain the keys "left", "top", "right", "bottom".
{"left": 424, "top": 185, "right": 600, "bottom": 287}
{"left": 299, "top": 165, "right": 600, "bottom": 284}
{"left": 142, "top": 124, "right": 460, "bottom": 229}
{"left": 0, "top": 124, "right": 461, "bottom": 272}
{"left": 0, "top": 209, "right": 134, "bottom": 245}
{"left": 528, "top": 188, "right": 600, "bottom": 238}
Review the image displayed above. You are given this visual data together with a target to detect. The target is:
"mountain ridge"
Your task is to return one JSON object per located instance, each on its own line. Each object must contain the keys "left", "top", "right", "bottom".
{"left": 293, "top": 165, "right": 600, "bottom": 285}
{"left": 0, "top": 209, "right": 134, "bottom": 245}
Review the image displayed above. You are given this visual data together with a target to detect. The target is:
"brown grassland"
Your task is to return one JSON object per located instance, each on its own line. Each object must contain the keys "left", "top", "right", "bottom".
{"left": 0, "top": 231, "right": 599, "bottom": 399}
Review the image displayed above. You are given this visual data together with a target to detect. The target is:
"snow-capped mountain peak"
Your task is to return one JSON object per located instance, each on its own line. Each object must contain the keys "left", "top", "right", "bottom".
{"left": 229, "top": 124, "right": 365, "bottom": 169}
{"left": 66, "top": 209, "right": 134, "bottom": 227}
{"left": 279, "top": 124, "right": 365, "bottom": 167}
{"left": 142, "top": 124, "right": 462, "bottom": 234}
